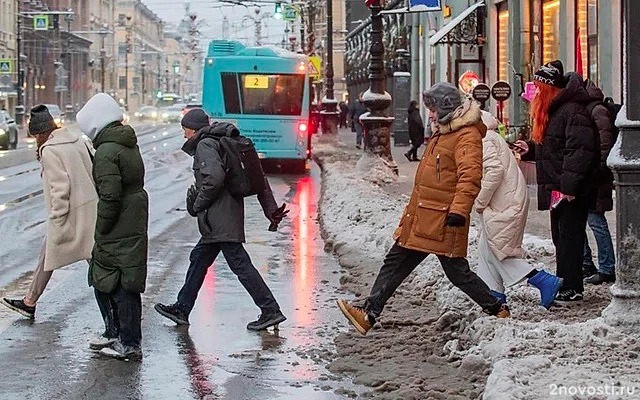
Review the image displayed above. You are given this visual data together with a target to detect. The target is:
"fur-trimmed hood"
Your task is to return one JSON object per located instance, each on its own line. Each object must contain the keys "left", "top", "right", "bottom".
{"left": 431, "top": 100, "right": 486, "bottom": 137}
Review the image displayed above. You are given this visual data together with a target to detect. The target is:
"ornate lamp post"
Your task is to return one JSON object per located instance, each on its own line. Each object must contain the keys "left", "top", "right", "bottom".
{"left": 64, "top": 11, "right": 74, "bottom": 108}
{"left": 360, "top": 0, "right": 397, "bottom": 172}
{"left": 320, "top": 0, "right": 339, "bottom": 134}
{"left": 124, "top": 15, "right": 132, "bottom": 111}
{"left": 140, "top": 60, "right": 146, "bottom": 106}
{"left": 602, "top": 0, "right": 640, "bottom": 332}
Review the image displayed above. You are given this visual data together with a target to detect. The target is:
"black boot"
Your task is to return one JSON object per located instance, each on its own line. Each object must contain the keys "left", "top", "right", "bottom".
{"left": 1, "top": 298, "right": 35, "bottom": 319}
{"left": 247, "top": 310, "right": 287, "bottom": 331}
{"left": 154, "top": 303, "right": 189, "bottom": 325}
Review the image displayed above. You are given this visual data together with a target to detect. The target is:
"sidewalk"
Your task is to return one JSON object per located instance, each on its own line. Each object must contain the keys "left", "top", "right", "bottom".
{"left": 315, "top": 130, "right": 635, "bottom": 399}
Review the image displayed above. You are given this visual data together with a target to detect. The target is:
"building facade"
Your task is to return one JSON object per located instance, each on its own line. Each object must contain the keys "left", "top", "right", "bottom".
{"left": 344, "top": 0, "right": 623, "bottom": 134}
{"left": 0, "top": 0, "right": 18, "bottom": 113}
{"left": 114, "top": 0, "right": 164, "bottom": 111}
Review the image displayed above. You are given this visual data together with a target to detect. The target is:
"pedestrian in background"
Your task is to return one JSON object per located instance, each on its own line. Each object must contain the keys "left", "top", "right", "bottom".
{"left": 582, "top": 79, "right": 616, "bottom": 285}
{"left": 339, "top": 101, "right": 349, "bottom": 129}
{"left": 155, "top": 109, "right": 289, "bottom": 331}
{"left": 2, "top": 105, "right": 97, "bottom": 319}
{"left": 515, "top": 61, "right": 599, "bottom": 304}
{"left": 77, "top": 93, "right": 149, "bottom": 361}
{"left": 405, "top": 100, "right": 425, "bottom": 162}
{"left": 337, "top": 83, "right": 509, "bottom": 336}
{"left": 349, "top": 92, "right": 367, "bottom": 149}
{"left": 475, "top": 111, "right": 563, "bottom": 309}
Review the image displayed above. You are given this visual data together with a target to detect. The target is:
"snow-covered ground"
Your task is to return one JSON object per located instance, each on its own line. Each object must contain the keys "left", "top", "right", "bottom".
{"left": 314, "top": 135, "right": 640, "bottom": 399}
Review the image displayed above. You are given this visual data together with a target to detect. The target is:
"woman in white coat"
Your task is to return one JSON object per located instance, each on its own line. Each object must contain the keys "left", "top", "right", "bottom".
{"left": 2, "top": 105, "right": 97, "bottom": 318}
{"left": 475, "top": 111, "right": 563, "bottom": 309}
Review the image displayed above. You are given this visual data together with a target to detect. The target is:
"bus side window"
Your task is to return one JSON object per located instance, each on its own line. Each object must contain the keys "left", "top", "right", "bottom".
{"left": 221, "top": 72, "right": 241, "bottom": 114}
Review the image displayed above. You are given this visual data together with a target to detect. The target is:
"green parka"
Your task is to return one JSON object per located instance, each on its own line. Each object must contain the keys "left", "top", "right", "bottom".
{"left": 89, "top": 122, "right": 149, "bottom": 293}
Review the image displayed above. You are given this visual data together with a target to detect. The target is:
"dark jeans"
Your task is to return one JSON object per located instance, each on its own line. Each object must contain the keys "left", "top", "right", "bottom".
{"left": 339, "top": 114, "right": 347, "bottom": 128}
{"left": 94, "top": 284, "right": 142, "bottom": 348}
{"left": 407, "top": 138, "right": 423, "bottom": 160}
{"left": 354, "top": 123, "right": 364, "bottom": 146}
{"left": 551, "top": 200, "right": 589, "bottom": 293}
{"left": 583, "top": 211, "right": 616, "bottom": 275}
{"left": 177, "top": 240, "right": 280, "bottom": 315}
{"left": 363, "top": 242, "right": 501, "bottom": 318}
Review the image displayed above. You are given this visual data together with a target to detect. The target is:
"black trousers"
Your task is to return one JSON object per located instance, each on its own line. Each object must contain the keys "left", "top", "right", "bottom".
{"left": 550, "top": 199, "right": 589, "bottom": 293}
{"left": 363, "top": 242, "right": 501, "bottom": 318}
{"left": 94, "top": 284, "right": 142, "bottom": 348}
{"left": 407, "top": 135, "right": 424, "bottom": 160}
{"left": 176, "top": 240, "right": 280, "bottom": 315}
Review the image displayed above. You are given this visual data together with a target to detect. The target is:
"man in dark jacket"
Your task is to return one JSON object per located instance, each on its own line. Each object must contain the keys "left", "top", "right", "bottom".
{"left": 404, "top": 100, "right": 425, "bottom": 161}
{"left": 338, "top": 101, "right": 349, "bottom": 129}
{"left": 77, "top": 93, "right": 149, "bottom": 361}
{"left": 155, "top": 109, "right": 289, "bottom": 331}
{"left": 349, "top": 93, "right": 367, "bottom": 149}
{"left": 582, "top": 80, "right": 616, "bottom": 284}
{"left": 515, "top": 64, "right": 599, "bottom": 303}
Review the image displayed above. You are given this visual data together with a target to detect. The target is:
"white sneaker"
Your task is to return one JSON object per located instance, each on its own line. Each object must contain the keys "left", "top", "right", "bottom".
{"left": 89, "top": 335, "right": 116, "bottom": 351}
{"left": 99, "top": 341, "right": 142, "bottom": 361}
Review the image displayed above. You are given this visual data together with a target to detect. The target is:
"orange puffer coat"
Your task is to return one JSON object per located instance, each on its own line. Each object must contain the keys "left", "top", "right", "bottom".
{"left": 393, "top": 101, "right": 485, "bottom": 258}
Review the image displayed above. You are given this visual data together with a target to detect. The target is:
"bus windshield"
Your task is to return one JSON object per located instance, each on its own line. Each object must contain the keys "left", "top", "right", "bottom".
{"left": 156, "top": 95, "right": 182, "bottom": 108}
{"left": 221, "top": 73, "right": 304, "bottom": 116}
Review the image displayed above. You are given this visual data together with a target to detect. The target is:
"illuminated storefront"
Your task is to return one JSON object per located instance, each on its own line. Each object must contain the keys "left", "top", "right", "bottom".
{"left": 542, "top": 0, "right": 561, "bottom": 63}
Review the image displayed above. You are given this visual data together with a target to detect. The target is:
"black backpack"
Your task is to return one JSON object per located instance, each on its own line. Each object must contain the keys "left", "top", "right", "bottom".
{"left": 587, "top": 97, "right": 622, "bottom": 143}
{"left": 210, "top": 122, "right": 266, "bottom": 198}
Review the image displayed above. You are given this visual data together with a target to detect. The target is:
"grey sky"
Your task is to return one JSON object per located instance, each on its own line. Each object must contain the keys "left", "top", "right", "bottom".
{"left": 142, "top": 0, "right": 291, "bottom": 48}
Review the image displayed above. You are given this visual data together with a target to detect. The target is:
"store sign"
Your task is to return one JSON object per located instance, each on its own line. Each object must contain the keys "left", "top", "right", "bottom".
{"left": 0, "top": 59, "right": 13, "bottom": 74}
{"left": 409, "top": 0, "right": 442, "bottom": 12}
{"left": 491, "top": 81, "right": 512, "bottom": 102}
{"left": 472, "top": 83, "right": 491, "bottom": 103}
{"left": 34, "top": 15, "right": 49, "bottom": 31}
{"left": 458, "top": 70, "right": 480, "bottom": 94}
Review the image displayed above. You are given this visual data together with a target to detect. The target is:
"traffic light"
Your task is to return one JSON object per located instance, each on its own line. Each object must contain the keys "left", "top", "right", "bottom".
{"left": 53, "top": 15, "right": 59, "bottom": 30}
{"left": 274, "top": 2, "right": 283, "bottom": 19}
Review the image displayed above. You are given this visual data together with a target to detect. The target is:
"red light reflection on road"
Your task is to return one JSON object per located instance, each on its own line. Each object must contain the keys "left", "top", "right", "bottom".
{"left": 293, "top": 176, "right": 316, "bottom": 329}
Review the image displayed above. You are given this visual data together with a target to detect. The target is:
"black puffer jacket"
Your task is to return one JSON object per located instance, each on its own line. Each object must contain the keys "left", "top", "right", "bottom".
{"left": 408, "top": 106, "right": 425, "bottom": 145}
{"left": 181, "top": 124, "right": 278, "bottom": 243}
{"left": 585, "top": 83, "right": 614, "bottom": 212}
{"left": 525, "top": 73, "right": 600, "bottom": 210}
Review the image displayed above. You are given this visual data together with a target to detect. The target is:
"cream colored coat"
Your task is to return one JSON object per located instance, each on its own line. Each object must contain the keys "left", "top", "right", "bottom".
{"left": 474, "top": 113, "right": 529, "bottom": 260}
{"left": 40, "top": 128, "right": 98, "bottom": 271}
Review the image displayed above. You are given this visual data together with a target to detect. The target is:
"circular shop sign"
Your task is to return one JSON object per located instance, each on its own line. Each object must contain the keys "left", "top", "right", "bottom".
{"left": 472, "top": 83, "right": 491, "bottom": 103}
{"left": 491, "top": 81, "right": 512, "bottom": 102}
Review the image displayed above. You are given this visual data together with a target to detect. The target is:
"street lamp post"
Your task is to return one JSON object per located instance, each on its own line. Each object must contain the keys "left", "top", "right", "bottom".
{"left": 320, "top": 0, "right": 339, "bottom": 134}
{"left": 602, "top": 0, "right": 640, "bottom": 332}
{"left": 124, "top": 16, "right": 132, "bottom": 111}
{"left": 15, "top": 0, "right": 24, "bottom": 126}
{"left": 360, "top": 0, "right": 396, "bottom": 172}
{"left": 140, "top": 60, "right": 146, "bottom": 106}
{"left": 65, "top": 11, "right": 74, "bottom": 108}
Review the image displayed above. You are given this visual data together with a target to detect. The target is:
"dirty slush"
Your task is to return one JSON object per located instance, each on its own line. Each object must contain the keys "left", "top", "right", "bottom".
{"left": 312, "top": 136, "right": 628, "bottom": 399}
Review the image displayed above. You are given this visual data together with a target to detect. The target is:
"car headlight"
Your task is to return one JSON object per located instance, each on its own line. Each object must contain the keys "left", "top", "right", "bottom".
{"left": 0, "top": 129, "right": 5, "bottom": 136}
{"left": 135, "top": 112, "right": 140, "bottom": 117}
{"left": 54, "top": 118, "right": 61, "bottom": 126}
{"left": 151, "top": 112, "right": 157, "bottom": 118}
{"left": 162, "top": 113, "right": 169, "bottom": 118}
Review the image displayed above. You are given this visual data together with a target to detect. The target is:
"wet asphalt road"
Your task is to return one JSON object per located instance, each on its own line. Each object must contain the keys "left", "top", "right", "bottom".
{"left": 0, "top": 124, "right": 356, "bottom": 399}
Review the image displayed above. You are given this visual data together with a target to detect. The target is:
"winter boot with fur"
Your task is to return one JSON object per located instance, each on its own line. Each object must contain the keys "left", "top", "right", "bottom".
{"left": 527, "top": 270, "right": 563, "bottom": 309}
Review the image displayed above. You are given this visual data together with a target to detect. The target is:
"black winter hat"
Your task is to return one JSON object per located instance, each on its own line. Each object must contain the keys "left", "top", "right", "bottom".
{"left": 181, "top": 108, "right": 209, "bottom": 131}
{"left": 534, "top": 60, "right": 565, "bottom": 88}
{"left": 28, "top": 105, "right": 57, "bottom": 136}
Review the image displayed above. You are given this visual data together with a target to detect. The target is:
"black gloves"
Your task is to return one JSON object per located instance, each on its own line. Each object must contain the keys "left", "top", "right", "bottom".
{"left": 186, "top": 185, "right": 197, "bottom": 217}
{"left": 445, "top": 213, "right": 466, "bottom": 227}
{"left": 268, "top": 203, "right": 290, "bottom": 231}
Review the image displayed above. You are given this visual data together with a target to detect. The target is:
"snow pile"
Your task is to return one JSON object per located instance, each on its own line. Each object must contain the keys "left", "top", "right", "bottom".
{"left": 315, "top": 138, "right": 639, "bottom": 399}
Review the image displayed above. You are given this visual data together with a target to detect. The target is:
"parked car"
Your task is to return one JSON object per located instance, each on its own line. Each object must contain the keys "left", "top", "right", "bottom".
{"left": 134, "top": 106, "right": 159, "bottom": 122}
{"left": 119, "top": 107, "right": 130, "bottom": 125}
{"left": 0, "top": 110, "right": 18, "bottom": 150}
{"left": 160, "top": 104, "right": 186, "bottom": 123}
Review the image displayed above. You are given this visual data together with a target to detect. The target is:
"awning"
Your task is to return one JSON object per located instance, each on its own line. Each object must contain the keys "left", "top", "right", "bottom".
{"left": 429, "top": 1, "right": 485, "bottom": 46}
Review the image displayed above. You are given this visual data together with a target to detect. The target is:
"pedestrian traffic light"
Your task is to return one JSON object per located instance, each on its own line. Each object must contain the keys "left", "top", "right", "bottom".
{"left": 274, "top": 2, "right": 283, "bottom": 19}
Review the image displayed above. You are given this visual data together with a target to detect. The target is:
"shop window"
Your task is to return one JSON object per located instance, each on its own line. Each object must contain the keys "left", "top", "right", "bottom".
{"left": 497, "top": 4, "right": 510, "bottom": 123}
{"left": 577, "top": 0, "right": 588, "bottom": 78}
{"left": 587, "top": 0, "right": 598, "bottom": 84}
{"left": 119, "top": 76, "right": 126, "bottom": 89}
{"left": 542, "top": 0, "right": 561, "bottom": 63}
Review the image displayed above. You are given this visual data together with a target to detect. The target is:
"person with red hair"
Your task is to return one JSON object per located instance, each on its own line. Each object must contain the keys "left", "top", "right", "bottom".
{"left": 515, "top": 60, "right": 599, "bottom": 303}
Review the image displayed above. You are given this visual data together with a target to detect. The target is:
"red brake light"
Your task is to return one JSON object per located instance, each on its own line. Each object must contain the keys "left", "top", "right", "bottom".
{"left": 298, "top": 122, "right": 308, "bottom": 132}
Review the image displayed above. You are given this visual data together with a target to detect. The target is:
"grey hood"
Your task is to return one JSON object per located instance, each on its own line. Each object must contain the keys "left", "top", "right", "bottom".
{"left": 76, "top": 93, "right": 125, "bottom": 140}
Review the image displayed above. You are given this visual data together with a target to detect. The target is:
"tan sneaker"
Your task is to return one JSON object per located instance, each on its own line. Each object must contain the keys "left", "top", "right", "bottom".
{"left": 495, "top": 304, "right": 510, "bottom": 318}
{"left": 337, "top": 299, "right": 373, "bottom": 335}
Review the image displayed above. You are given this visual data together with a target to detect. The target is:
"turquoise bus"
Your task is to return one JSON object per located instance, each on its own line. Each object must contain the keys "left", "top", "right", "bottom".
{"left": 202, "top": 40, "right": 313, "bottom": 172}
